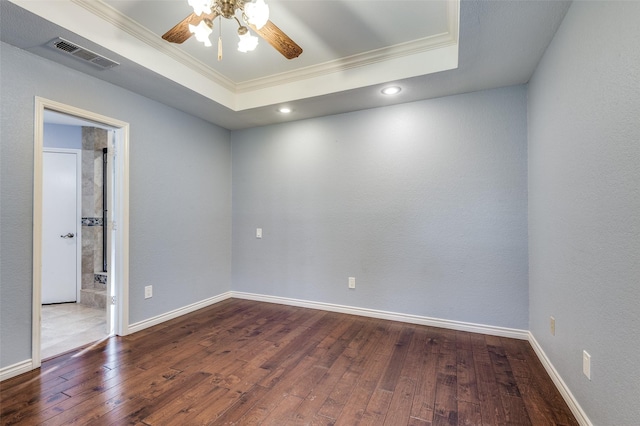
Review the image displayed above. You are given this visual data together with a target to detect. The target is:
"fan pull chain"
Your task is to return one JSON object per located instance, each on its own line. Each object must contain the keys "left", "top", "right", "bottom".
{"left": 217, "top": 17, "right": 223, "bottom": 61}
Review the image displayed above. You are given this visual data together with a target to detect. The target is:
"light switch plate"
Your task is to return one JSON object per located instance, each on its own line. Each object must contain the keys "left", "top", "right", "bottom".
{"left": 583, "top": 350, "right": 591, "bottom": 380}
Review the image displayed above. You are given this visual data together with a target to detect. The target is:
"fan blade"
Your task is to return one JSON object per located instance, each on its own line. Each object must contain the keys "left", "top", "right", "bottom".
{"left": 162, "top": 12, "right": 218, "bottom": 44}
{"left": 250, "top": 20, "right": 302, "bottom": 59}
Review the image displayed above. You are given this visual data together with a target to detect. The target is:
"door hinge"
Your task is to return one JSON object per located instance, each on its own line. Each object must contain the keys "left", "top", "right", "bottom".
{"left": 111, "top": 295, "right": 116, "bottom": 305}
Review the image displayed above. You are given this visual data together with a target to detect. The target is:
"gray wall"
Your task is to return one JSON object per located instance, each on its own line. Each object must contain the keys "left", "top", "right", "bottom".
{"left": 0, "top": 43, "right": 232, "bottom": 368}
{"left": 232, "top": 86, "right": 529, "bottom": 329}
{"left": 528, "top": 2, "right": 640, "bottom": 424}
{"left": 43, "top": 124, "right": 81, "bottom": 149}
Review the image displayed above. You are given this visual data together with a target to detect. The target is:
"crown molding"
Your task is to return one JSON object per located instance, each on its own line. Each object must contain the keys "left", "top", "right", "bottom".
{"left": 72, "top": 0, "right": 459, "bottom": 97}
{"left": 71, "top": 0, "right": 236, "bottom": 92}
{"left": 236, "top": 32, "right": 457, "bottom": 93}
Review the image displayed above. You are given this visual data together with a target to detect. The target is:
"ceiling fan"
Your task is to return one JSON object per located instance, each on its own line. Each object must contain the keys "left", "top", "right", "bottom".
{"left": 162, "top": 0, "right": 303, "bottom": 60}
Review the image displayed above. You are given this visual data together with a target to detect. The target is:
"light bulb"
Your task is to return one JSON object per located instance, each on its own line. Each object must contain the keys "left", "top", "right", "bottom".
{"left": 381, "top": 86, "right": 401, "bottom": 95}
{"left": 238, "top": 32, "right": 259, "bottom": 52}
{"left": 245, "top": 0, "right": 269, "bottom": 29}
{"left": 189, "top": 21, "right": 213, "bottom": 47}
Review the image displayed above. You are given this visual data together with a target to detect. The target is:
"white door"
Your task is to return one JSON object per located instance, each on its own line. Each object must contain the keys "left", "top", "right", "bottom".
{"left": 42, "top": 150, "right": 80, "bottom": 304}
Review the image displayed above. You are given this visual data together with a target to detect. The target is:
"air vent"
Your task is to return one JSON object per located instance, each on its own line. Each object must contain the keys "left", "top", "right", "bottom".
{"left": 48, "top": 37, "right": 119, "bottom": 69}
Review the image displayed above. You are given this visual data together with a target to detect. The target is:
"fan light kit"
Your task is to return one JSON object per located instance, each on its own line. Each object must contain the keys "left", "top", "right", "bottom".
{"left": 162, "top": 0, "right": 302, "bottom": 61}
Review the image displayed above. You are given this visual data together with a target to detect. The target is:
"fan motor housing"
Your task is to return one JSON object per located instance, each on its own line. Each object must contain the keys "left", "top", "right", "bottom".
{"left": 220, "top": 0, "right": 239, "bottom": 19}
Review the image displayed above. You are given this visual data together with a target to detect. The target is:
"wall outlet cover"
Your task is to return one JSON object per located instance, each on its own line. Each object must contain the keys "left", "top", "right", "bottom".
{"left": 348, "top": 277, "right": 356, "bottom": 289}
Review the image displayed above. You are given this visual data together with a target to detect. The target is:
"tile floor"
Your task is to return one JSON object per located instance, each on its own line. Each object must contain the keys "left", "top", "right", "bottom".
{"left": 41, "top": 303, "right": 109, "bottom": 360}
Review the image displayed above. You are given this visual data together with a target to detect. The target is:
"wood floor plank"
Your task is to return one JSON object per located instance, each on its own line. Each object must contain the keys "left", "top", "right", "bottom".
{"left": 6, "top": 363, "right": 151, "bottom": 424}
{"left": 315, "top": 368, "right": 361, "bottom": 421}
{"left": 409, "top": 329, "right": 440, "bottom": 423}
{"left": 139, "top": 376, "right": 221, "bottom": 424}
{"left": 258, "top": 327, "right": 328, "bottom": 389}
{"left": 313, "top": 319, "right": 364, "bottom": 369}
{"left": 287, "top": 364, "right": 329, "bottom": 399}
{"left": 0, "top": 390, "right": 70, "bottom": 425}
{"left": 259, "top": 313, "right": 335, "bottom": 376}
{"left": 457, "top": 400, "right": 482, "bottom": 426}
{"left": 260, "top": 393, "right": 305, "bottom": 425}
{"left": 456, "top": 349, "right": 479, "bottom": 405}
{"left": 40, "top": 379, "right": 143, "bottom": 424}
{"left": 401, "top": 326, "right": 429, "bottom": 379}
{"left": 330, "top": 323, "right": 402, "bottom": 423}
{"left": 294, "top": 319, "right": 386, "bottom": 424}
{"left": 515, "top": 342, "right": 579, "bottom": 426}
{"left": 231, "top": 386, "right": 286, "bottom": 425}
{"left": 408, "top": 416, "right": 433, "bottom": 426}
{"left": 383, "top": 376, "right": 415, "bottom": 425}
{"left": 501, "top": 393, "right": 533, "bottom": 426}
{"left": 486, "top": 341, "right": 533, "bottom": 425}
{"left": 487, "top": 342, "right": 521, "bottom": 398}
{"left": 471, "top": 334, "right": 508, "bottom": 425}
{"left": 364, "top": 388, "right": 394, "bottom": 424}
{"left": 0, "top": 299, "right": 578, "bottom": 426}
{"left": 433, "top": 349, "right": 458, "bottom": 426}
{"left": 172, "top": 386, "right": 236, "bottom": 425}
{"left": 380, "top": 326, "right": 415, "bottom": 392}
{"left": 207, "top": 384, "right": 270, "bottom": 425}
{"left": 295, "top": 356, "right": 351, "bottom": 423}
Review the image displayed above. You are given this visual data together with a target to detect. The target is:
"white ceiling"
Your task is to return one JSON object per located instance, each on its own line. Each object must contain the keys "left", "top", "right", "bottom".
{"left": 1, "top": 0, "right": 571, "bottom": 130}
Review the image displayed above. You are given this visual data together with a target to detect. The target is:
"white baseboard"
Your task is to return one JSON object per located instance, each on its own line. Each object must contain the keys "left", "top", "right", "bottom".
{"left": 528, "top": 332, "right": 592, "bottom": 426}
{"left": 127, "top": 291, "right": 232, "bottom": 334}
{"left": 0, "top": 359, "right": 34, "bottom": 382}
{"left": 126, "top": 290, "right": 527, "bottom": 340}
{"left": 230, "top": 291, "right": 529, "bottom": 340}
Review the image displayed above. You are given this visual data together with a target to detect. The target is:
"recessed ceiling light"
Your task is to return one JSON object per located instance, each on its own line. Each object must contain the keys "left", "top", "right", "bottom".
{"left": 381, "top": 86, "right": 401, "bottom": 95}
{"left": 278, "top": 107, "right": 292, "bottom": 114}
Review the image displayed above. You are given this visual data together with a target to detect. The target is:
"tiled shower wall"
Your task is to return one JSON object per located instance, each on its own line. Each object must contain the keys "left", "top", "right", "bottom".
{"left": 81, "top": 127, "right": 107, "bottom": 309}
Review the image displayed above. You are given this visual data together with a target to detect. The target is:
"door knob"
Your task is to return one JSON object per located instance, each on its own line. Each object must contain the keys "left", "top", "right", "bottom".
{"left": 60, "top": 233, "right": 75, "bottom": 239}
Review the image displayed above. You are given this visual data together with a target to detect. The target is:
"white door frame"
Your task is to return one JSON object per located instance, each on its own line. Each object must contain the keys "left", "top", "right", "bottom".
{"left": 33, "top": 97, "right": 130, "bottom": 369}
{"left": 42, "top": 148, "right": 82, "bottom": 304}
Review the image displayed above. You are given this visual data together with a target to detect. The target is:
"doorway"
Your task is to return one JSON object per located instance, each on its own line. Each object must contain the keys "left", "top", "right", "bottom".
{"left": 33, "top": 97, "right": 130, "bottom": 368}
{"left": 41, "top": 143, "right": 105, "bottom": 359}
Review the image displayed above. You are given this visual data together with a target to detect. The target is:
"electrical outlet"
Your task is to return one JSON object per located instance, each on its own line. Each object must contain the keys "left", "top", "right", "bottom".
{"left": 550, "top": 316, "right": 555, "bottom": 336}
{"left": 256, "top": 228, "right": 262, "bottom": 239}
{"left": 145, "top": 285, "right": 153, "bottom": 299}
{"left": 348, "top": 277, "right": 356, "bottom": 289}
{"left": 583, "top": 350, "right": 591, "bottom": 380}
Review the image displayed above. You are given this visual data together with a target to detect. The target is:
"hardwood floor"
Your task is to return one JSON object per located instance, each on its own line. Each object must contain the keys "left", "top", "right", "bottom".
{"left": 0, "top": 299, "right": 578, "bottom": 425}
